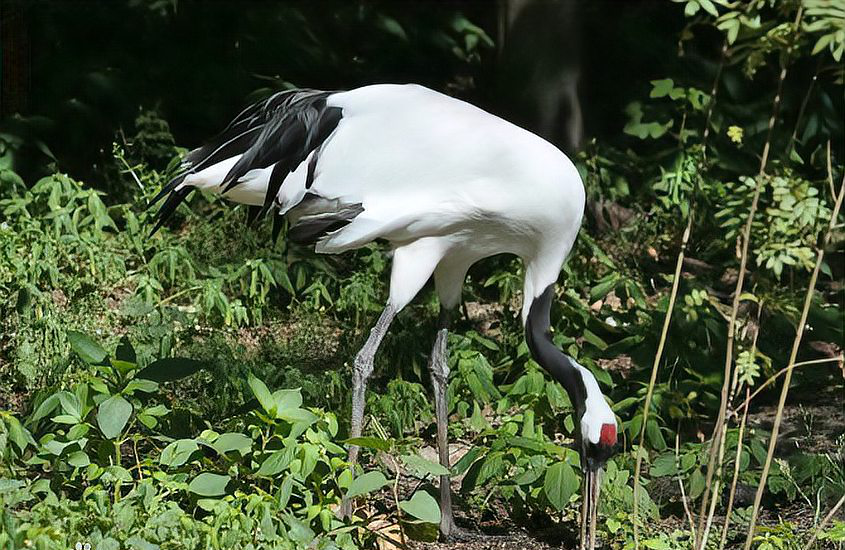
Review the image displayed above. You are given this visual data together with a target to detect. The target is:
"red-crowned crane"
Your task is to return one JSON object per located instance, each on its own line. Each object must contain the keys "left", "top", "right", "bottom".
{"left": 151, "top": 84, "right": 618, "bottom": 548}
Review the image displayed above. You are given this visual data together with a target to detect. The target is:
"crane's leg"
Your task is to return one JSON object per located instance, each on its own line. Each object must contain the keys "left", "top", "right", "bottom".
{"left": 341, "top": 238, "right": 446, "bottom": 518}
{"left": 429, "top": 306, "right": 457, "bottom": 538}
{"left": 339, "top": 303, "right": 396, "bottom": 519}
{"left": 429, "top": 258, "right": 471, "bottom": 539}
{"left": 348, "top": 304, "right": 396, "bottom": 467}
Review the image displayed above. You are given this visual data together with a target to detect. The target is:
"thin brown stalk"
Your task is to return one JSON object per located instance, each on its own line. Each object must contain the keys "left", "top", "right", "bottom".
{"left": 802, "top": 493, "right": 845, "bottom": 550}
{"left": 743, "top": 172, "right": 845, "bottom": 550}
{"left": 632, "top": 41, "right": 729, "bottom": 548}
{"left": 675, "top": 431, "right": 697, "bottom": 541}
{"left": 696, "top": 10, "right": 803, "bottom": 545}
{"left": 719, "top": 387, "right": 750, "bottom": 550}
{"left": 632, "top": 216, "right": 692, "bottom": 548}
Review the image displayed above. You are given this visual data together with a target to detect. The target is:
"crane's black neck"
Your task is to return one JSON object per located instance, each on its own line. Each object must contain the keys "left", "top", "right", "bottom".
{"left": 525, "top": 285, "right": 588, "bottom": 420}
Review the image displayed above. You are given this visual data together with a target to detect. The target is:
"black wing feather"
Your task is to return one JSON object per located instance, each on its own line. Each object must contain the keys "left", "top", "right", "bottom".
{"left": 149, "top": 88, "right": 344, "bottom": 234}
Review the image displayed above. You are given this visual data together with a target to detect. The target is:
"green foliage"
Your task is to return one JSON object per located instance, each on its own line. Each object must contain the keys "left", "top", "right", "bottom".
{"left": 0, "top": 334, "right": 376, "bottom": 549}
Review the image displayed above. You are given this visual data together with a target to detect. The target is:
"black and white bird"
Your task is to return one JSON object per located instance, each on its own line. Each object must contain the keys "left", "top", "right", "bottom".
{"left": 151, "top": 84, "right": 618, "bottom": 548}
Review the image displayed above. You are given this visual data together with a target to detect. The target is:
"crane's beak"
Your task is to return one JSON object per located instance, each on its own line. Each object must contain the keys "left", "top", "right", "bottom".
{"left": 579, "top": 465, "right": 602, "bottom": 550}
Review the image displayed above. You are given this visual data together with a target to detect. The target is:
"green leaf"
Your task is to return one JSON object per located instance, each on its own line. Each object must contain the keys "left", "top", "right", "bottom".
{"left": 256, "top": 447, "right": 294, "bottom": 477}
{"left": 136, "top": 358, "right": 207, "bottom": 382}
{"left": 650, "top": 78, "right": 676, "bottom": 98}
{"left": 67, "top": 331, "right": 107, "bottom": 364}
{"left": 211, "top": 432, "right": 253, "bottom": 455}
{"left": 272, "top": 388, "right": 303, "bottom": 412}
{"left": 689, "top": 468, "right": 705, "bottom": 500}
{"left": 401, "top": 454, "right": 450, "bottom": 478}
{"left": 248, "top": 374, "right": 276, "bottom": 417}
{"left": 544, "top": 461, "right": 579, "bottom": 511}
{"left": 345, "top": 436, "right": 391, "bottom": 452}
{"left": 188, "top": 472, "right": 230, "bottom": 496}
{"left": 27, "top": 394, "right": 60, "bottom": 425}
{"left": 67, "top": 450, "right": 90, "bottom": 468}
{"left": 650, "top": 454, "right": 677, "bottom": 477}
{"left": 97, "top": 395, "right": 132, "bottom": 439}
{"left": 124, "top": 379, "right": 158, "bottom": 394}
{"left": 399, "top": 491, "right": 441, "bottom": 524}
{"left": 346, "top": 471, "right": 389, "bottom": 498}
{"left": 646, "top": 420, "right": 667, "bottom": 451}
{"left": 57, "top": 391, "right": 82, "bottom": 420}
{"left": 697, "top": 0, "right": 718, "bottom": 16}
{"left": 451, "top": 446, "right": 483, "bottom": 476}
{"left": 160, "top": 439, "right": 199, "bottom": 467}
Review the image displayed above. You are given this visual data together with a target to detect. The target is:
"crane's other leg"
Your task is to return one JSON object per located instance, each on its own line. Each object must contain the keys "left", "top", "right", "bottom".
{"left": 429, "top": 259, "right": 470, "bottom": 539}
{"left": 342, "top": 238, "right": 446, "bottom": 517}
{"left": 429, "top": 306, "right": 456, "bottom": 537}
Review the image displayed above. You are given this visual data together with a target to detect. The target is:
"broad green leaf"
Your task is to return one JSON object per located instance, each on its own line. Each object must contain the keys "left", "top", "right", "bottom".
{"left": 136, "top": 358, "right": 207, "bottom": 382}
{"left": 97, "top": 395, "right": 132, "bottom": 439}
{"left": 211, "top": 432, "right": 253, "bottom": 455}
{"left": 67, "top": 331, "right": 107, "bottom": 364}
{"left": 272, "top": 388, "right": 303, "bottom": 412}
{"left": 160, "top": 439, "right": 199, "bottom": 467}
{"left": 346, "top": 471, "right": 389, "bottom": 498}
{"left": 248, "top": 374, "right": 276, "bottom": 417}
{"left": 399, "top": 491, "right": 441, "bottom": 524}
{"left": 650, "top": 78, "right": 676, "bottom": 98}
{"left": 507, "top": 436, "right": 545, "bottom": 452}
{"left": 27, "top": 394, "right": 60, "bottom": 425}
{"left": 4, "top": 415, "right": 32, "bottom": 452}
{"left": 256, "top": 447, "right": 294, "bottom": 477}
{"left": 544, "top": 461, "right": 579, "bottom": 511}
{"left": 124, "top": 379, "right": 158, "bottom": 394}
{"left": 689, "top": 468, "right": 705, "bottom": 500}
{"left": 451, "top": 446, "right": 483, "bottom": 477}
{"left": 188, "top": 472, "right": 230, "bottom": 496}
{"left": 650, "top": 454, "right": 677, "bottom": 477}
{"left": 57, "top": 391, "right": 82, "bottom": 420}
{"left": 67, "top": 450, "right": 90, "bottom": 468}
{"left": 279, "top": 407, "right": 319, "bottom": 425}
{"left": 401, "top": 454, "right": 450, "bottom": 478}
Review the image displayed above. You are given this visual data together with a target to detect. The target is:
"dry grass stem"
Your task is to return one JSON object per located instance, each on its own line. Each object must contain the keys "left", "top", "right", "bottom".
{"left": 742, "top": 171, "right": 845, "bottom": 550}
{"left": 696, "top": 10, "right": 803, "bottom": 544}
{"left": 632, "top": 218, "right": 692, "bottom": 548}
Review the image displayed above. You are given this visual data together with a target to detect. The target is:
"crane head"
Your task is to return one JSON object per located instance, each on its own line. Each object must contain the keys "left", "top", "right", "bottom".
{"left": 578, "top": 420, "right": 617, "bottom": 550}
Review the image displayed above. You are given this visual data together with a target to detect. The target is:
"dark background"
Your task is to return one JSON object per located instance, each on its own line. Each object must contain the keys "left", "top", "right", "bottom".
{"left": 1, "top": 0, "right": 686, "bottom": 185}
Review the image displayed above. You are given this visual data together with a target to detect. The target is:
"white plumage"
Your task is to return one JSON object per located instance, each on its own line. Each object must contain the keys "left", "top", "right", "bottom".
{"left": 153, "top": 83, "right": 615, "bottom": 546}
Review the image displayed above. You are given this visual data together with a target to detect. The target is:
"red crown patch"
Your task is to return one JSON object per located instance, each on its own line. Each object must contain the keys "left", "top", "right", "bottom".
{"left": 600, "top": 423, "right": 617, "bottom": 447}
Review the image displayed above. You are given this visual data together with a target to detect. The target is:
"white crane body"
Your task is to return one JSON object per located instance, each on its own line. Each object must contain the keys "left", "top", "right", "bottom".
{"left": 152, "top": 83, "right": 615, "bottom": 547}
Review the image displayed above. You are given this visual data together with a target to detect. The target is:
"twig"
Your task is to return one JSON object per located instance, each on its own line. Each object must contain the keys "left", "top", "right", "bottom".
{"left": 802, "top": 492, "right": 845, "bottom": 550}
{"left": 632, "top": 216, "right": 692, "bottom": 548}
{"left": 742, "top": 171, "right": 845, "bottom": 550}
{"left": 635, "top": 40, "right": 728, "bottom": 549}
{"left": 697, "top": 10, "right": 803, "bottom": 545}
{"left": 675, "top": 430, "right": 696, "bottom": 541}
{"left": 719, "top": 387, "right": 750, "bottom": 550}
